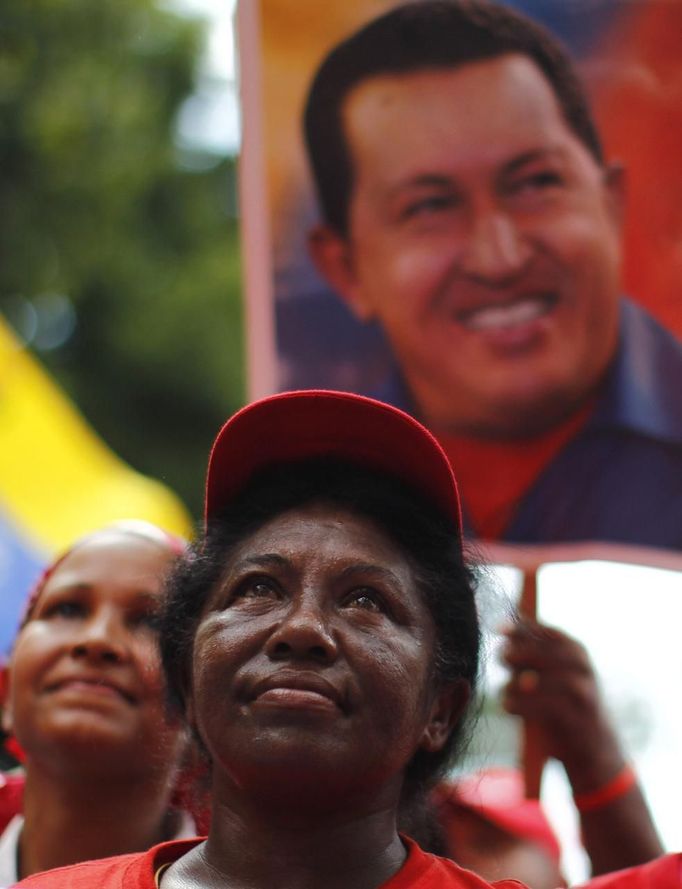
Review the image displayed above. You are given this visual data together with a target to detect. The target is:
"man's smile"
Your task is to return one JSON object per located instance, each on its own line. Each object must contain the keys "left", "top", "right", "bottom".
{"left": 456, "top": 292, "right": 559, "bottom": 332}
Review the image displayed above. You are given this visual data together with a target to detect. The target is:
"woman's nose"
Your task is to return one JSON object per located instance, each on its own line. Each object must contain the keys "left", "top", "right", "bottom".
{"left": 265, "top": 596, "right": 338, "bottom": 664}
{"left": 71, "top": 611, "right": 128, "bottom": 664}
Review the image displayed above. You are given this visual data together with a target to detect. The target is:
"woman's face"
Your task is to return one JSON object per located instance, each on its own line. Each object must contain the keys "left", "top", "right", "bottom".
{"left": 4, "top": 531, "right": 184, "bottom": 776}
{"left": 188, "top": 502, "right": 466, "bottom": 806}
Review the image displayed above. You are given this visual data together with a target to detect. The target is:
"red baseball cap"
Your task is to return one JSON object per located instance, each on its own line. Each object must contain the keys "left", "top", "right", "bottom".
{"left": 205, "top": 390, "right": 462, "bottom": 531}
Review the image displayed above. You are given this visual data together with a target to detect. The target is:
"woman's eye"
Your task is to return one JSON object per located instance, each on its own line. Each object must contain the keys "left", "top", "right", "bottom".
{"left": 233, "top": 579, "right": 280, "bottom": 602}
{"left": 342, "top": 589, "right": 384, "bottom": 613}
{"left": 131, "top": 610, "right": 161, "bottom": 631}
{"left": 45, "top": 600, "right": 85, "bottom": 620}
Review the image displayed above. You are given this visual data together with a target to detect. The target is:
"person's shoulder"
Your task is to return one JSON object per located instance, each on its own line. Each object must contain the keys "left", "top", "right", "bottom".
{"left": 576, "top": 853, "right": 681, "bottom": 889}
{"left": 429, "top": 856, "right": 526, "bottom": 889}
{"left": 620, "top": 298, "right": 681, "bottom": 348}
{"left": 430, "top": 857, "right": 527, "bottom": 889}
{"left": 619, "top": 298, "right": 682, "bottom": 375}
{"left": 596, "top": 297, "right": 682, "bottom": 446}
{"left": 11, "top": 838, "right": 202, "bottom": 889}
{"left": 392, "top": 837, "right": 529, "bottom": 889}
{"left": 411, "top": 853, "right": 528, "bottom": 889}
{"left": 11, "top": 851, "right": 144, "bottom": 888}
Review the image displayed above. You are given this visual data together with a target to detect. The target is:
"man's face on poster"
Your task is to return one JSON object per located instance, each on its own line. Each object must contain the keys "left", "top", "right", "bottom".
{"left": 311, "top": 54, "right": 624, "bottom": 437}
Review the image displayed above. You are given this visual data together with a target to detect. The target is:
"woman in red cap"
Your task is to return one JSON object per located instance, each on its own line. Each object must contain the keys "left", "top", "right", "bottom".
{"left": 12, "top": 392, "right": 679, "bottom": 889}
{"left": 0, "top": 521, "right": 194, "bottom": 883}
{"left": 15, "top": 391, "right": 497, "bottom": 888}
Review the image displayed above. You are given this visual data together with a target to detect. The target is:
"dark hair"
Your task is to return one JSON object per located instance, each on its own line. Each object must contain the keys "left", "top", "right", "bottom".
{"left": 303, "top": 0, "right": 604, "bottom": 235}
{"left": 161, "top": 458, "right": 480, "bottom": 797}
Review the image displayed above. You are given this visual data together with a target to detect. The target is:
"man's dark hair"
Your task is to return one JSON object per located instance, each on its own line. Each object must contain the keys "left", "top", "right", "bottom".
{"left": 303, "top": 0, "right": 604, "bottom": 235}
{"left": 160, "top": 457, "right": 480, "bottom": 799}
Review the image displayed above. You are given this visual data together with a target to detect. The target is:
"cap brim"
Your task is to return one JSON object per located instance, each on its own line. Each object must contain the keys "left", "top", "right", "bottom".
{"left": 205, "top": 390, "right": 461, "bottom": 531}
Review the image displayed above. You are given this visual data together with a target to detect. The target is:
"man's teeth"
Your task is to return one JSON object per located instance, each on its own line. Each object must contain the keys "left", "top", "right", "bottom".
{"left": 461, "top": 298, "right": 550, "bottom": 331}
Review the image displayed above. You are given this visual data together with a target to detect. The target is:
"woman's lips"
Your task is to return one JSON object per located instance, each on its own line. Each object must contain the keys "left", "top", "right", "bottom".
{"left": 254, "top": 687, "right": 339, "bottom": 712}
{"left": 249, "top": 673, "right": 344, "bottom": 713}
{"left": 48, "top": 677, "right": 135, "bottom": 704}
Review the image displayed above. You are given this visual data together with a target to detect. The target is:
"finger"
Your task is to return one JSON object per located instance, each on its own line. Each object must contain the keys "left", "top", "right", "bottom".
{"left": 503, "top": 672, "right": 601, "bottom": 722}
{"left": 502, "top": 618, "right": 581, "bottom": 648}
{"left": 516, "top": 668, "right": 540, "bottom": 693}
{"left": 500, "top": 624, "right": 592, "bottom": 671}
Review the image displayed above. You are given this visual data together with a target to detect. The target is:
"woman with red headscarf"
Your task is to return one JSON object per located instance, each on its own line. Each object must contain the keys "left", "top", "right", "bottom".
{"left": 0, "top": 521, "right": 194, "bottom": 883}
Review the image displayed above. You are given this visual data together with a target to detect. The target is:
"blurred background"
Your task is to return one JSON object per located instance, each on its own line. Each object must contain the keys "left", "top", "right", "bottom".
{"left": 1, "top": 0, "right": 242, "bottom": 520}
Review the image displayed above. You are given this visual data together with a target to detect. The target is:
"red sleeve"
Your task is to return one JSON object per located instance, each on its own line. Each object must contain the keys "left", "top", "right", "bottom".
{"left": 10, "top": 853, "right": 144, "bottom": 888}
{"left": 578, "top": 855, "right": 681, "bottom": 889}
{"left": 385, "top": 836, "right": 529, "bottom": 888}
{"left": 11, "top": 839, "right": 202, "bottom": 888}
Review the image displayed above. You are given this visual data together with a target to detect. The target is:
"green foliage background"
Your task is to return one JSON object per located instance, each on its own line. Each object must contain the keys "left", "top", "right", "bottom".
{"left": 0, "top": 0, "right": 244, "bottom": 519}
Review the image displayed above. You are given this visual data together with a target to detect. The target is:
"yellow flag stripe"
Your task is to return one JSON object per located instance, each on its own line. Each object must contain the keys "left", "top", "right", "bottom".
{"left": 0, "top": 317, "right": 192, "bottom": 554}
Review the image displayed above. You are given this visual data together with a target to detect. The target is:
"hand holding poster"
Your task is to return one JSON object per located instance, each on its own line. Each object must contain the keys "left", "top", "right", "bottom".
{"left": 474, "top": 545, "right": 682, "bottom": 880}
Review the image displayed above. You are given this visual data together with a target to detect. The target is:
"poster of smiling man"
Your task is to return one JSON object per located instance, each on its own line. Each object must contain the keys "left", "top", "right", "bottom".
{"left": 237, "top": 0, "right": 682, "bottom": 550}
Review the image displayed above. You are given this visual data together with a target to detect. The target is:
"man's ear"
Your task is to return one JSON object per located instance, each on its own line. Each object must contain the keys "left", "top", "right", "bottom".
{"left": 604, "top": 161, "right": 627, "bottom": 231}
{"left": 419, "top": 679, "right": 471, "bottom": 754}
{"left": 308, "top": 224, "right": 375, "bottom": 322}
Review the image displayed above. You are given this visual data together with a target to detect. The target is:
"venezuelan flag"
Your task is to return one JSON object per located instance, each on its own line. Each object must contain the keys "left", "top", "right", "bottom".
{"left": 0, "top": 316, "right": 192, "bottom": 654}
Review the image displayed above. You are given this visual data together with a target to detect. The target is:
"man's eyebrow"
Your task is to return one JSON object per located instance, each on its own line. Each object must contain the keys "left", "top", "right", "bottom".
{"left": 385, "top": 173, "right": 455, "bottom": 198}
{"left": 502, "top": 147, "right": 567, "bottom": 176}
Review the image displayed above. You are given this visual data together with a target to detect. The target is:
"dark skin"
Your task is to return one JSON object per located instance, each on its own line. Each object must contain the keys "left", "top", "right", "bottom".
{"left": 162, "top": 503, "right": 469, "bottom": 889}
{"left": 501, "top": 619, "right": 663, "bottom": 875}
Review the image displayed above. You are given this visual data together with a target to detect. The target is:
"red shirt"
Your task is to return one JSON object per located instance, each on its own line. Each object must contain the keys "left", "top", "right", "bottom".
{"left": 577, "top": 855, "right": 682, "bottom": 889}
{"left": 12, "top": 835, "right": 526, "bottom": 888}
{"left": 438, "top": 402, "right": 594, "bottom": 539}
{"left": 0, "top": 772, "right": 24, "bottom": 834}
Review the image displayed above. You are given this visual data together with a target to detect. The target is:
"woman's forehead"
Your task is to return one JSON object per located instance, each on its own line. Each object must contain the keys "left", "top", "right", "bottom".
{"left": 21, "top": 525, "right": 183, "bottom": 622}
{"left": 54, "top": 531, "right": 172, "bottom": 572}
{"left": 32, "top": 532, "right": 173, "bottom": 607}
{"left": 226, "top": 501, "right": 407, "bottom": 562}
